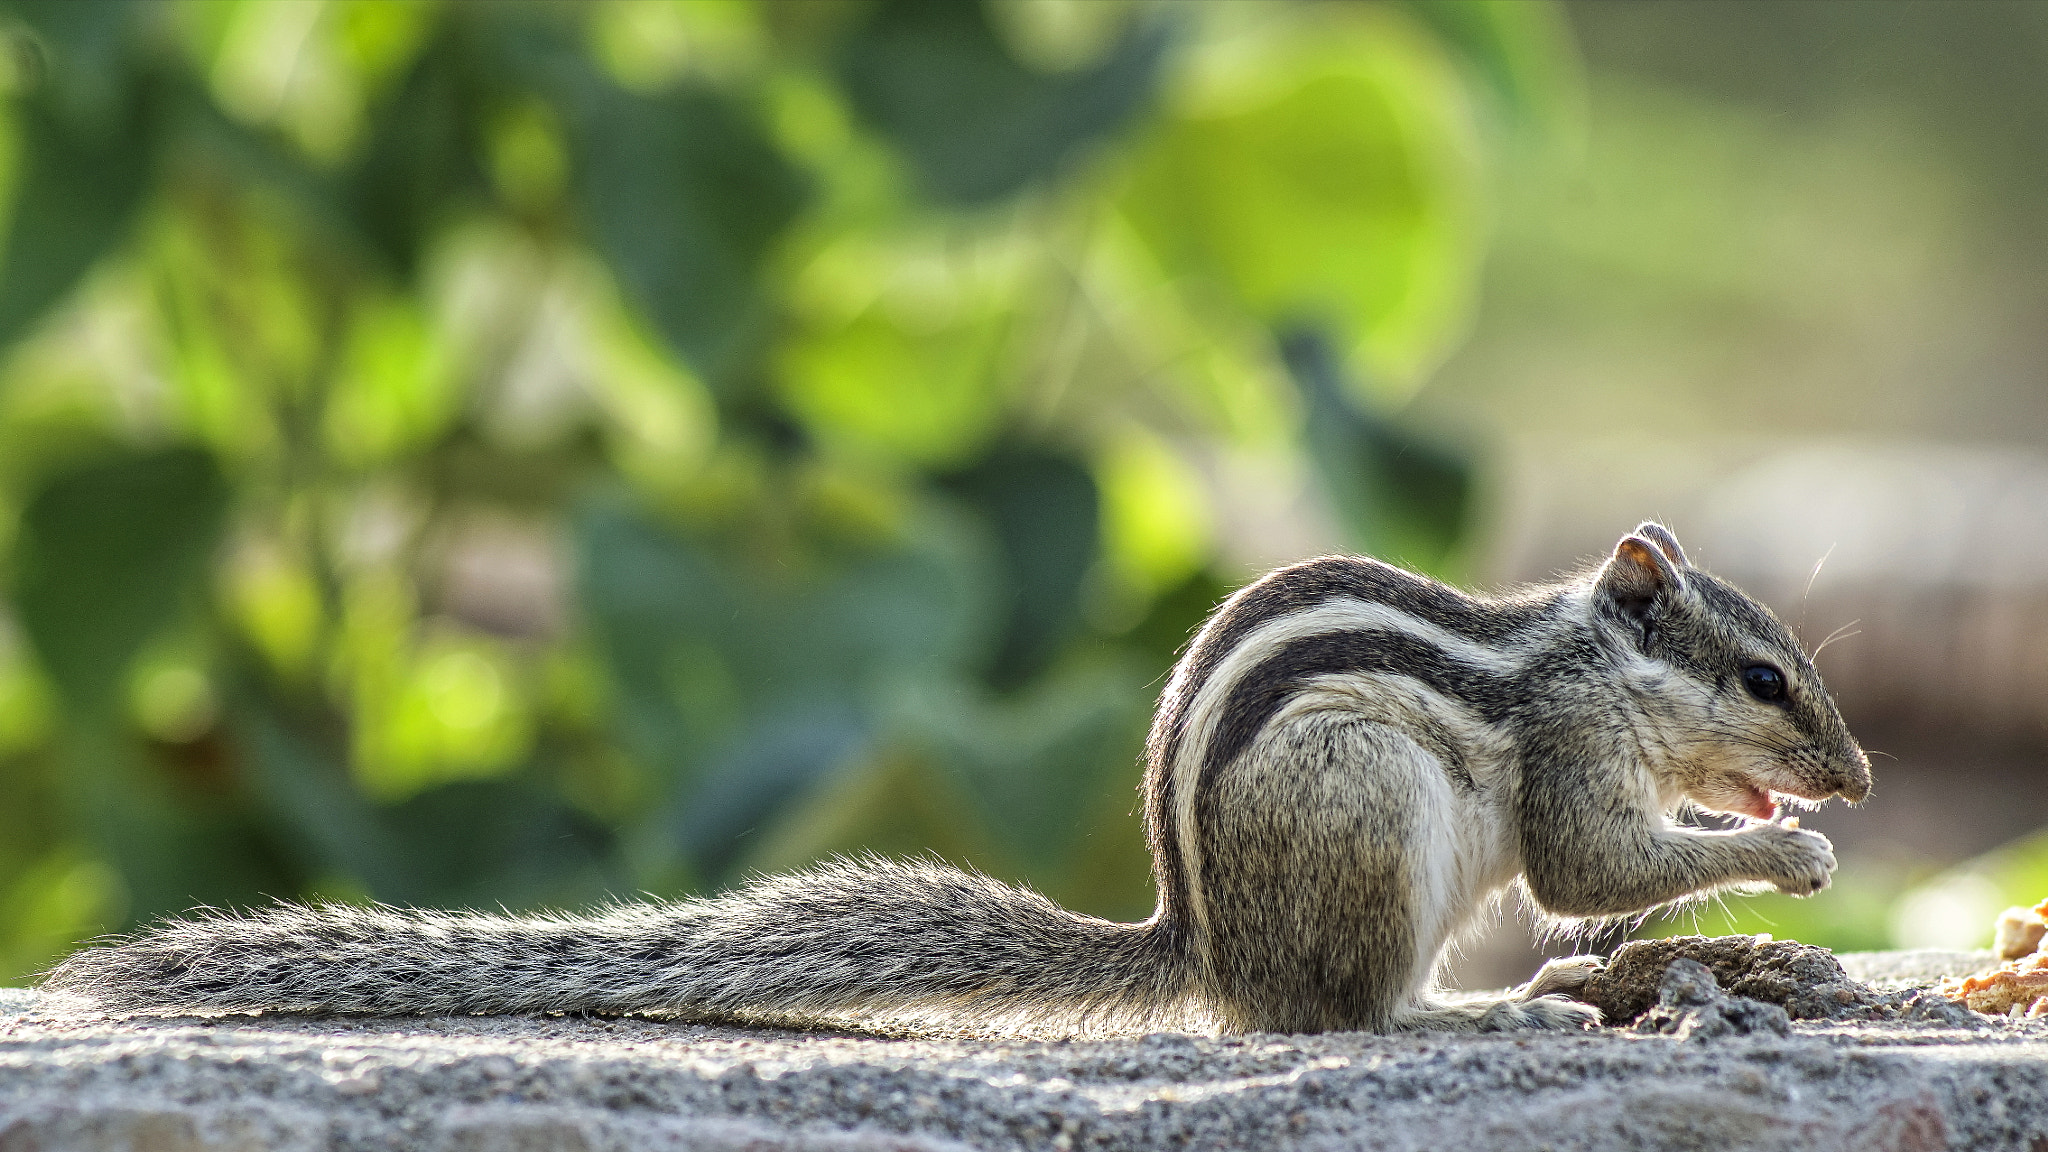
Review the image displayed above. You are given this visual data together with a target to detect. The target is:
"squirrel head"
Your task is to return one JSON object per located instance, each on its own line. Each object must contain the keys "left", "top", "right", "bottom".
{"left": 1592, "top": 521, "right": 1872, "bottom": 820}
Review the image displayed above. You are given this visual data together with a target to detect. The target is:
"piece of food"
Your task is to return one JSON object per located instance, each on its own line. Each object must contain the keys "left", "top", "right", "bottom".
{"left": 1995, "top": 904, "right": 2048, "bottom": 961}
{"left": 1941, "top": 954, "right": 2048, "bottom": 1017}
{"left": 1941, "top": 897, "right": 2048, "bottom": 1017}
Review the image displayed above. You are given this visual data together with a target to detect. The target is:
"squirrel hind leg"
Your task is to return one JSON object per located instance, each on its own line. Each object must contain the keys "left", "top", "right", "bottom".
{"left": 1392, "top": 993, "right": 1601, "bottom": 1034}
{"left": 1522, "top": 953, "right": 1604, "bottom": 999}
{"left": 1197, "top": 715, "right": 1447, "bottom": 1034}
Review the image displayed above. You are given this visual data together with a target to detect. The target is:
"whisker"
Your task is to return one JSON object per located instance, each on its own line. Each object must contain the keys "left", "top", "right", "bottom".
{"left": 1812, "top": 619, "right": 1862, "bottom": 659}
{"left": 1813, "top": 630, "right": 1862, "bottom": 660}
{"left": 1710, "top": 889, "right": 1736, "bottom": 931}
{"left": 1816, "top": 619, "right": 1859, "bottom": 650}
{"left": 1801, "top": 544, "right": 1839, "bottom": 627}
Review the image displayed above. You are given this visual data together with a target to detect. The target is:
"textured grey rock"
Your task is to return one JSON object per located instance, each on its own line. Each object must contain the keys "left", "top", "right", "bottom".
{"left": 1632, "top": 959, "right": 1793, "bottom": 1041}
{"left": 1, "top": 977, "right": 2045, "bottom": 1151}
{"left": 1582, "top": 935, "right": 1984, "bottom": 1028}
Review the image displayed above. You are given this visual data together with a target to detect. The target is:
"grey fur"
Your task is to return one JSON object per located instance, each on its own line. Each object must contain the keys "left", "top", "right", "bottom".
{"left": 42, "top": 523, "right": 1869, "bottom": 1037}
{"left": 44, "top": 858, "right": 1188, "bottom": 1032}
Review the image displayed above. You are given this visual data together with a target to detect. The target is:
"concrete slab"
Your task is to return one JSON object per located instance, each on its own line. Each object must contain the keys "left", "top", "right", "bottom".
{"left": 3, "top": 939, "right": 2043, "bottom": 1151}
{"left": 3, "top": 984, "right": 2046, "bottom": 1152}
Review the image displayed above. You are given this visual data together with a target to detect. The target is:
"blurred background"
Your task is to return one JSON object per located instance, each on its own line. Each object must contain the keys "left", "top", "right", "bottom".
{"left": 0, "top": 0, "right": 2041, "bottom": 990}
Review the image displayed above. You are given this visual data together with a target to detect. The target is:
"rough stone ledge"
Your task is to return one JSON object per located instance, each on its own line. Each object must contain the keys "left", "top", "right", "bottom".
{"left": 2, "top": 968, "right": 2046, "bottom": 1152}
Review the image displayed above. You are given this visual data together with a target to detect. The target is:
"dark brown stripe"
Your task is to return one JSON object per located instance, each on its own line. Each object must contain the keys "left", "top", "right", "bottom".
{"left": 1140, "top": 557, "right": 1554, "bottom": 933}
{"left": 1151, "top": 559, "right": 1549, "bottom": 780}
{"left": 1196, "top": 629, "right": 1518, "bottom": 807}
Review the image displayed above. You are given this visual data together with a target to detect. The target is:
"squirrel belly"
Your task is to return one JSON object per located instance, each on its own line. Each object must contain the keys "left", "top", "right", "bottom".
{"left": 42, "top": 523, "right": 1871, "bottom": 1034}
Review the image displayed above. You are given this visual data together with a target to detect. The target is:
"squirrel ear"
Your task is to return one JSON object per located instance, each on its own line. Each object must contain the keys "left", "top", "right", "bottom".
{"left": 1632, "top": 521, "right": 1689, "bottom": 568}
{"left": 1597, "top": 531, "right": 1688, "bottom": 623}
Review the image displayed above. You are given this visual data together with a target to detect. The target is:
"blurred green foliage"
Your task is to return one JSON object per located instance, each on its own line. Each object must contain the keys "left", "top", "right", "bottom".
{"left": 1664, "top": 827, "right": 2048, "bottom": 958}
{"left": 0, "top": 0, "right": 1576, "bottom": 981}
{"left": 1648, "top": 857, "right": 1908, "bottom": 956}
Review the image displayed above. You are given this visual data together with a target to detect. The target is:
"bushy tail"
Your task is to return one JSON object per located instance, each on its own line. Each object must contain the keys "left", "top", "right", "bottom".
{"left": 41, "top": 858, "right": 1194, "bottom": 1031}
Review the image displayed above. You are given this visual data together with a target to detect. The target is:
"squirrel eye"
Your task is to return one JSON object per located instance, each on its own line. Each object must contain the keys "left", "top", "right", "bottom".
{"left": 1741, "top": 663, "right": 1788, "bottom": 704}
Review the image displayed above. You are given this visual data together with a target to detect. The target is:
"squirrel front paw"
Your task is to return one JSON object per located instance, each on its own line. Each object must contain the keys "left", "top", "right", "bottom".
{"left": 1748, "top": 822, "right": 1836, "bottom": 896}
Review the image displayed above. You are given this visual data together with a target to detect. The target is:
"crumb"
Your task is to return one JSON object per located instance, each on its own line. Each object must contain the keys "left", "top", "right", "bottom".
{"left": 1943, "top": 956, "right": 2048, "bottom": 1017}
{"left": 1994, "top": 902, "right": 2048, "bottom": 961}
{"left": 1942, "top": 897, "right": 2048, "bottom": 1015}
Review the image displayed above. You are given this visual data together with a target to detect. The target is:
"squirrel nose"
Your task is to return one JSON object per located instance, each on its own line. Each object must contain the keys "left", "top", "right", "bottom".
{"left": 1833, "top": 756, "right": 1873, "bottom": 803}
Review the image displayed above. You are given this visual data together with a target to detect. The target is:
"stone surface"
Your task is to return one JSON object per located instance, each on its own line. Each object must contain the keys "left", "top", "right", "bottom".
{"left": 1631, "top": 958, "right": 1792, "bottom": 1041}
{"left": 1838, "top": 950, "right": 1998, "bottom": 989}
{"left": 1, "top": 948, "right": 2045, "bottom": 1152}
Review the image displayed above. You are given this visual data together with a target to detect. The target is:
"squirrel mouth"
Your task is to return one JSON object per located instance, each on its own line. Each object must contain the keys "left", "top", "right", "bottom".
{"left": 1728, "top": 781, "right": 1778, "bottom": 821}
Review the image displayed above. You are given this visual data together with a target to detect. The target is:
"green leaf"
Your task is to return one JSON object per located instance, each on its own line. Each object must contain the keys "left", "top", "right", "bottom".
{"left": 1395, "top": 0, "right": 1582, "bottom": 136}
{"left": 237, "top": 698, "right": 397, "bottom": 885}
{"left": 669, "top": 695, "right": 870, "bottom": 883}
{"left": 775, "top": 294, "right": 1011, "bottom": 469}
{"left": 0, "top": 100, "right": 149, "bottom": 345}
{"left": 576, "top": 495, "right": 991, "bottom": 737}
{"left": 570, "top": 499, "right": 717, "bottom": 789}
{"left": 574, "top": 494, "right": 994, "bottom": 883}
{"left": 0, "top": 1, "right": 153, "bottom": 348}
{"left": 157, "top": 74, "right": 384, "bottom": 275}
{"left": 1119, "top": 6, "right": 1483, "bottom": 392}
{"left": 11, "top": 447, "right": 229, "bottom": 714}
{"left": 346, "top": 28, "right": 489, "bottom": 279}
{"left": 0, "top": 846, "right": 119, "bottom": 983}
{"left": 1095, "top": 425, "right": 1213, "bottom": 599}
{"left": 568, "top": 82, "right": 809, "bottom": 385}
{"left": 943, "top": 446, "right": 1099, "bottom": 687}
{"left": 1282, "top": 328, "right": 1471, "bottom": 575}
{"left": 738, "top": 744, "right": 998, "bottom": 882}
{"left": 1, "top": 0, "right": 136, "bottom": 129}
{"left": 838, "top": 0, "right": 1170, "bottom": 205}
{"left": 376, "top": 776, "right": 619, "bottom": 908}
{"left": 56, "top": 724, "right": 295, "bottom": 926}
{"left": 1121, "top": 568, "right": 1231, "bottom": 674}
{"left": 239, "top": 694, "right": 619, "bottom": 910}
{"left": 896, "top": 655, "right": 1152, "bottom": 877}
